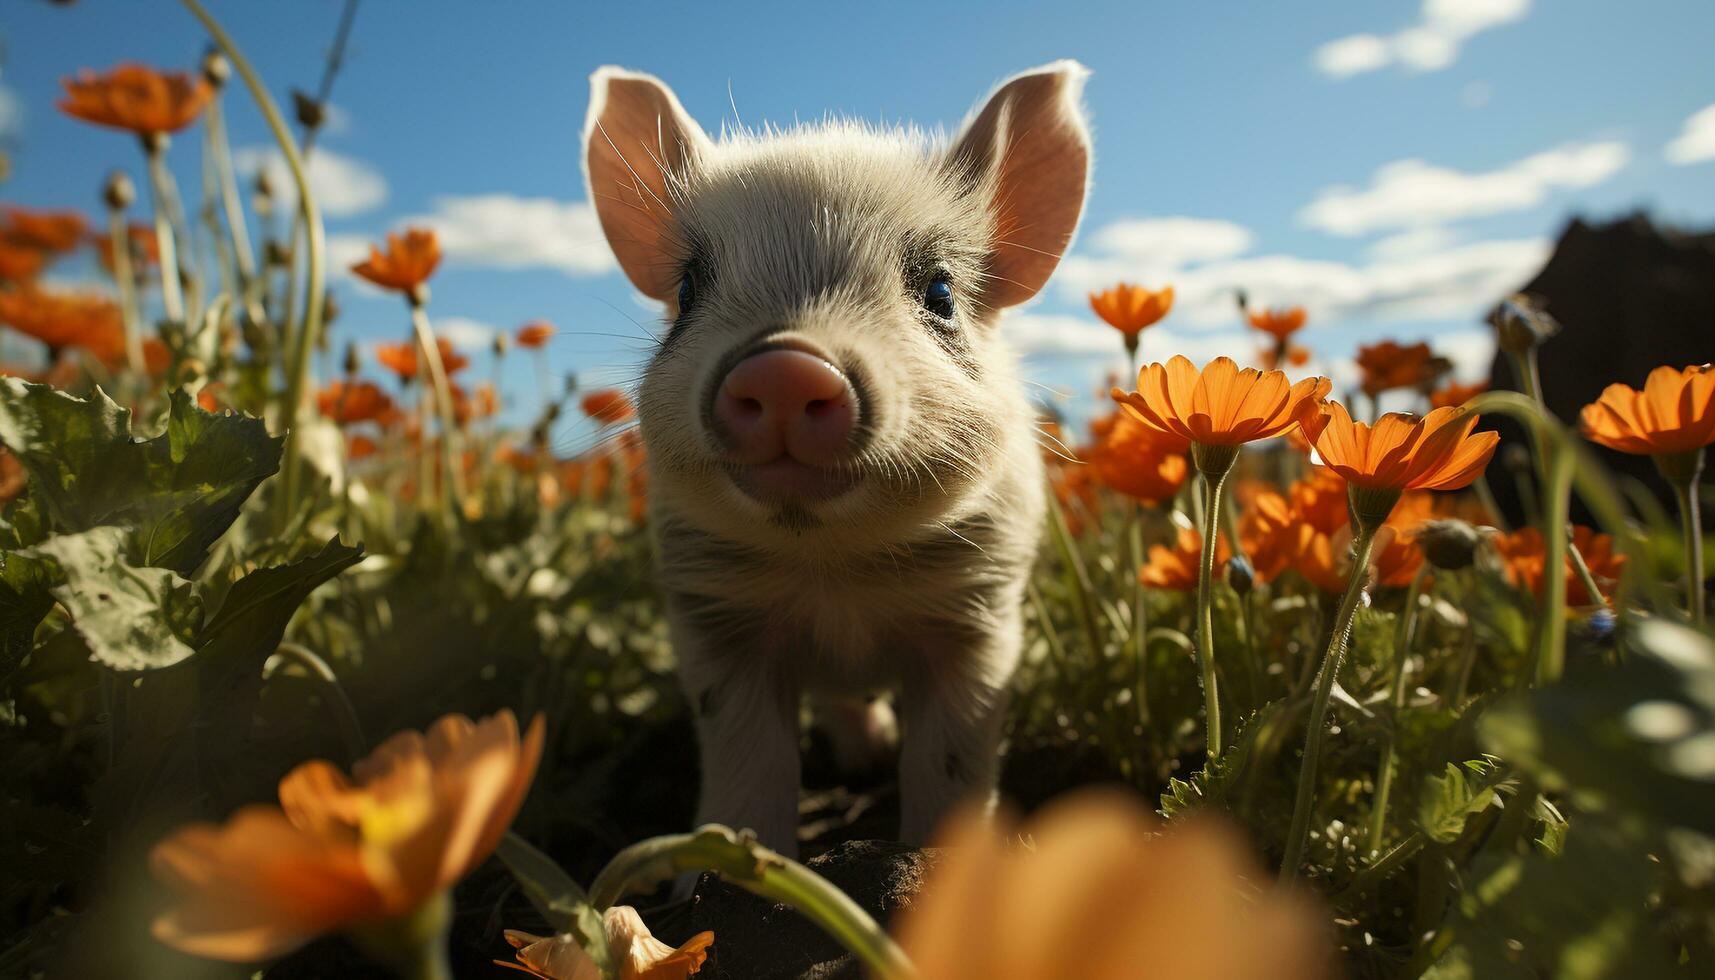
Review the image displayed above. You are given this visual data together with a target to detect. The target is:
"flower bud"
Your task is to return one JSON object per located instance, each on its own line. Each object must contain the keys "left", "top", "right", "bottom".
{"left": 1226, "top": 554, "right": 1254, "bottom": 596}
{"left": 1584, "top": 607, "right": 1616, "bottom": 642}
{"left": 102, "top": 170, "right": 136, "bottom": 211}
{"left": 291, "top": 90, "right": 326, "bottom": 131}
{"left": 491, "top": 333, "right": 510, "bottom": 358}
{"left": 1418, "top": 519, "right": 1481, "bottom": 571}
{"left": 342, "top": 341, "right": 361, "bottom": 377}
{"left": 201, "top": 48, "right": 231, "bottom": 88}
{"left": 1488, "top": 293, "right": 1560, "bottom": 355}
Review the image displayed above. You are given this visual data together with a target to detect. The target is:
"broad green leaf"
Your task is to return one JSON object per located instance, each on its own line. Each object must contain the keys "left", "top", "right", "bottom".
{"left": 1416, "top": 761, "right": 1503, "bottom": 844}
{"left": 25, "top": 526, "right": 200, "bottom": 671}
{"left": 0, "top": 548, "right": 53, "bottom": 680}
{"left": 497, "top": 832, "right": 615, "bottom": 978}
{"left": 196, "top": 537, "right": 363, "bottom": 697}
{"left": 0, "top": 381, "right": 281, "bottom": 576}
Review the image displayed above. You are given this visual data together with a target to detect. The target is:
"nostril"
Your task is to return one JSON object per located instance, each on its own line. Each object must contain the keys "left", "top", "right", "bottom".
{"left": 804, "top": 398, "right": 836, "bottom": 417}
{"left": 735, "top": 396, "right": 764, "bottom": 418}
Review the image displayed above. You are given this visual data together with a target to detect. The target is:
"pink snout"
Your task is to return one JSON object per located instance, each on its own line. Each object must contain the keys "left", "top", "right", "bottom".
{"left": 713, "top": 349, "right": 858, "bottom": 467}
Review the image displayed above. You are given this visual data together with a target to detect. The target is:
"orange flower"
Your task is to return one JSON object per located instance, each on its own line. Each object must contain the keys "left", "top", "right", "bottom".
{"left": 516, "top": 320, "right": 556, "bottom": 349}
{"left": 150, "top": 710, "right": 544, "bottom": 962}
{"left": 59, "top": 63, "right": 212, "bottom": 136}
{"left": 1300, "top": 402, "right": 1499, "bottom": 494}
{"left": 0, "top": 238, "right": 49, "bottom": 283}
{"left": 351, "top": 228, "right": 441, "bottom": 295}
{"left": 1495, "top": 525, "right": 1626, "bottom": 606}
{"left": 4, "top": 207, "right": 88, "bottom": 253}
{"left": 1141, "top": 527, "right": 1231, "bottom": 592}
{"left": 1354, "top": 340, "right": 1446, "bottom": 397}
{"left": 1085, "top": 412, "right": 1190, "bottom": 504}
{"left": 893, "top": 790, "right": 1331, "bottom": 980}
{"left": 1114, "top": 355, "right": 1330, "bottom": 448}
{"left": 317, "top": 380, "right": 395, "bottom": 425}
{"left": 0, "top": 286, "right": 126, "bottom": 361}
{"left": 1089, "top": 283, "right": 1174, "bottom": 337}
{"left": 1429, "top": 379, "right": 1489, "bottom": 410}
{"left": 1286, "top": 469, "right": 1432, "bottom": 591}
{"left": 1247, "top": 305, "right": 1307, "bottom": 340}
{"left": 1580, "top": 364, "right": 1715, "bottom": 457}
{"left": 1238, "top": 488, "right": 1297, "bottom": 584}
{"left": 582, "top": 388, "right": 635, "bottom": 426}
{"left": 348, "top": 434, "right": 379, "bottom": 460}
{"left": 374, "top": 337, "right": 469, "bottom": 382}
{"left": 499, "top": 909, "right": 713, "bottom": 979}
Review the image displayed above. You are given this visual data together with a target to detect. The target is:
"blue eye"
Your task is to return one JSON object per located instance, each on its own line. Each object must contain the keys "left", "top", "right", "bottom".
{"left": 677, "top": 274, "right": 695, "bottom": 313}
{"left": 923, "top": 277, "right": 954, "bottom": 319}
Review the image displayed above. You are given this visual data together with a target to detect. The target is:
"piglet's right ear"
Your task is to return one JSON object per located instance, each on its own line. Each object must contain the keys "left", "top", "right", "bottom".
{"left": 583, "top": 67, "right": 710, "bottom": 301}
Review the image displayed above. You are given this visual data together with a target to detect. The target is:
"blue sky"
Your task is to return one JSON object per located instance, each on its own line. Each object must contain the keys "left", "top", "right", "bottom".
{"left": 5, "top": 0, "right": 1715, "bottom": 444}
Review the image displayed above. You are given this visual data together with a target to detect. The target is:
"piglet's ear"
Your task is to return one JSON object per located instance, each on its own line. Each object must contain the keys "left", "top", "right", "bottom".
{"left": 583, "top": 67, "right": 711, "bottom": 300}
{"left": 947, "top": 61, "right": 1092, "bottom": 308}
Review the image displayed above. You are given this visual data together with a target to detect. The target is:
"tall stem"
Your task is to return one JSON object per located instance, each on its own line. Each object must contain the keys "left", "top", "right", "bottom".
{"left": 1449, "top": 570, "right": 1481, "bottom": 705}
{"left": 183, "top": 0, "right": 327, "bottom": 533}
{"left": 1677, "top": 474, "right": 1705, "bottom": 627}
{"left": 410, "top": 301, "right": 468, "bottom": 521}
{"left": 1532, "top": 446, "right": 1574, "bottom": 686}
{"left": 1194, "top": 455, "right": 1231, "bottom": 759}
{"left": 205, "top": 95, "right": 258, "bottom": 286}
{"left": 106, "top": 208, "right": 146, "bottom": 379}
{"left": 142, "top": 139, "right": 185, "bottom": 324}
{"left": 1281, "top": 527, "right": 1379, "bottom": 883}
{"left": 1366, "top": 564, "right": 1427, "bottom": 855}
{"left": 1127, "top": 504, "right": 1150, "bottom": 726}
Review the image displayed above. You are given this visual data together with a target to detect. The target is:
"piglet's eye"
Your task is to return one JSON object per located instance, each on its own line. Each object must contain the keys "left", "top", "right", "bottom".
{"left": 923, "top": 277, "right": 954, "bottom": 320}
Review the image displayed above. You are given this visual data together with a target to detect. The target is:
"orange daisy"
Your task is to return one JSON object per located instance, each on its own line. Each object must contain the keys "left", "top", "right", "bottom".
{"left": 151, "top": 710, "right": 543, "bottom": 962}
{"left": 1300, "top": 402, "right": 1499, "bottom": 495}
{"left": 374, "top": 337, "right": 469, "bottom": 383}
{"left": 3, "top": 207, "right": 88, "bottom": 253}
{"left": 0, "top": 238, "right": 49, "bottom": 283}
{"left": 1089, "top": 283, "right": 1174, "bottom": 338}
{"left": 1580, "top": 364, "right": 1715, "bottom": 457}
{"left": 515, "top": 321, "right": 556, "bottom": 349}
{"left": 1354, "top": 340, "right": 1446, "bottom": 398}
{"left": 351, "top": 228, "right": 442, "bottom": 296}
{"left": 1114, "top": 355, "right": 1330, "bottom": 451}
{"left": 1495, "top": 525, "right": 1626, "bottom": 606}
{"left": 1429, "top": 379, "right": 1489, "bottom": 410}
{"left": 1141, "top": 527, "right": 1232, "bottom": 592}
{"left": 317, "top": 380, "right": 395, "bottom": 425}
{"left": 1085, "top": 412, "right": 1190, "bottom": 504}
{"left": 0, "top": 286, "right": 127, "bottom": 361}
{"left": 1247, "top": 306, "right": 1307, "bottom": 340}
{"left": 59, "top": 63, "right": 213, "bottom": 137}
{"left": 581, "top": 388, "right": 635, "bottom": 426}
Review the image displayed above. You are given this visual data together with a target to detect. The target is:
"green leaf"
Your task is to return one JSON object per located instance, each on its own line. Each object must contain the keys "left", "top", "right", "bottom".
{"left": 197, "top": 537, "right": 363, "bottom": 688}
{"left": 0, "top": 381, "right": 281, "bottom": 576}
{"left": 24, "top": 526, "right": 200, "bottom": 671}
{"left": 0, "top": 548, "right": 54, "bottom": 680}
{"left": 497, "top": 832, "right": 615, "bottom": 978}
{"left": 1416, "top": 761, "right": 1503, "bottom": 845}
{"left": 1159, "top": 702, "right": 1283, "bottom": 819}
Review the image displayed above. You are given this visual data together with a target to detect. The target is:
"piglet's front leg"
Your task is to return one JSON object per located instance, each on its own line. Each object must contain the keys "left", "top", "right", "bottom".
{"left": 672, "top": 604, "right": 803, "bottom": 858}
{"left": 895, "top": 610, "right": 1021, "bottom": 846}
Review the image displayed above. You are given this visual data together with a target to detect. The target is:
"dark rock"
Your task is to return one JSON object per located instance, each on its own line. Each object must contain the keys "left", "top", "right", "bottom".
{"left": 668, "top": 839, "right": 938, "bottom": 980}
{"left": 1485, "top": 213, "right": 1715, "bottom": 525}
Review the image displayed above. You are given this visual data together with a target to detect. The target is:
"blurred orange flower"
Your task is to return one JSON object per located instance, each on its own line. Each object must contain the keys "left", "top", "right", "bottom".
{"left": 1141, "top": 527, "right": 1231, "bottom": 592}
{"left": 516, "top": 320, "right": 556, "bottom": 349}
{"left": 4, "top": 207, "right": 88, "bottom": 253}
{"left": 1429, "top": 379, "right": 1488, "bottom": 410}
{"left": 1300, "top": 403, "right": 1498, "bottom": 494}
{"left": 150, "top": 710, "right": 543, "bottom": 962}
{"left": 1089, "top": 283, "right": 1173, "bottom": 337}
{"left": 582, "top": 388, "right": 635, "bottom": 426}
{"left": 351, "top": 228, "right": 441, "bottom": 295}
{"left": 1114, "top": 356, "right": 1329, "bottom": 448}
{"left": 1247, "top": 305, "right": 1307, "bottom": 340}
{"left": 0, "top": 239, "right": 49, "bottom": 283}
{"left": 1495, "top": 525, "right": 1625, "bottom": 606}
{"left": 1355, "top": 340, "right": 1446, "bottom": 398}
{"left": 59, "top": 64, "right": 212, "bottom": 136}
{"left": 1580, "top": 364, "right": 1715, "bottom": 457}
{"left": 317, "top": 380, "right": 395, "bottom": 425}
{"left": 374, "top": 337, "right": 469, "bottom": 383}
{"left": 1238, "top": 488, "right": 1297, "bottom": 584}
{"left": 894, "top": 790, "right": 1331, "bottom": 980}
{"left": 348, "top": 434, "right": 379, "bottom": 460}
{"left": 500, "top": 909, "right": 713, "bottom": 979}
{"left": 0, "top": 286, "right": 126, "bottom": 361}
{"left": 1085, "top": 412, "right": 1190, "bottom": 504}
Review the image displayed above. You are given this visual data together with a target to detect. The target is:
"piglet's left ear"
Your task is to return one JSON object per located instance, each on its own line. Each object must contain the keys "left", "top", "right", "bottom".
{"left": 947, "top": 61, "right": 1092, "bottom": 308}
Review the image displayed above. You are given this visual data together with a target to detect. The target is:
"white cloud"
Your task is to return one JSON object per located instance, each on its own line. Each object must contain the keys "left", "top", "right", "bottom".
{"left": 1299, "top": 140, "right": 1629, "bottom": 236}
{"left": 233, "top": 145, "right": 388, "bottom": 217}
{"left": 1666, "top": 101, "right": 1715, "bottom": 166}
{"left": 1056, "top": 214, "right": 1548, "bottom": 332}
{"left": 0, "top": 86, "right": 21, "bottom": 136}
{"left": 1314, "top": 0, "right": 1531, "bottom": 79}
{"left": 405, "top": 194, "right": 616, "bottom": 277}
{"left": 1088, "top": 217, "right": 1254, "bottom": 268}
{"left": 434, "top": 316, "right": 498, "bottom": 350}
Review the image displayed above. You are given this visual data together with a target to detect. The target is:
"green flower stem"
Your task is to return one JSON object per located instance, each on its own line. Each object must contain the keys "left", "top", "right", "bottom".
{"left": 1365, "top": 564, "right": 1428, "bottom": 856}
{"left": 409, "top": 300, "right": 469, "bottom": 521}
{"left": 1533, "top": 441, "right": 1574, "bottom": 685}
{"left": 589, "top": 825, "right": 919, "bottom": 980}
{"left": 348, "top": 891, "right": 453, "bottom": 980}
{"left": 1192, "top": 445, "right": 1237, "bottom": 760}
{"left": 269, "top": 641, "right": 368, "bottom": 762}
{"left": 1682, "top": 479, "right": 1705, "bottom": 626}
{"left": 183, "top": 0, "right": 327, "bottom": 533}
{"left": 204, "top": 95, "right": 257, "bottom": 283}
{"left": 1449, "top": 570, "right": 1481, "bottom": 705}
{"left": 1127, "top": 504, "right": 1150, "bottom": 725}
{"left": 1281, "top": 524, "right": 1380, "bottom": 884}
{"left": 1046, "top": 488, "right": 1106, "bottom": 672}
{"left": 105, "top": 206, "right": 146, "bottom": 380}
{"left": 142, "top": 139, "right": 185, "bottom": 325}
